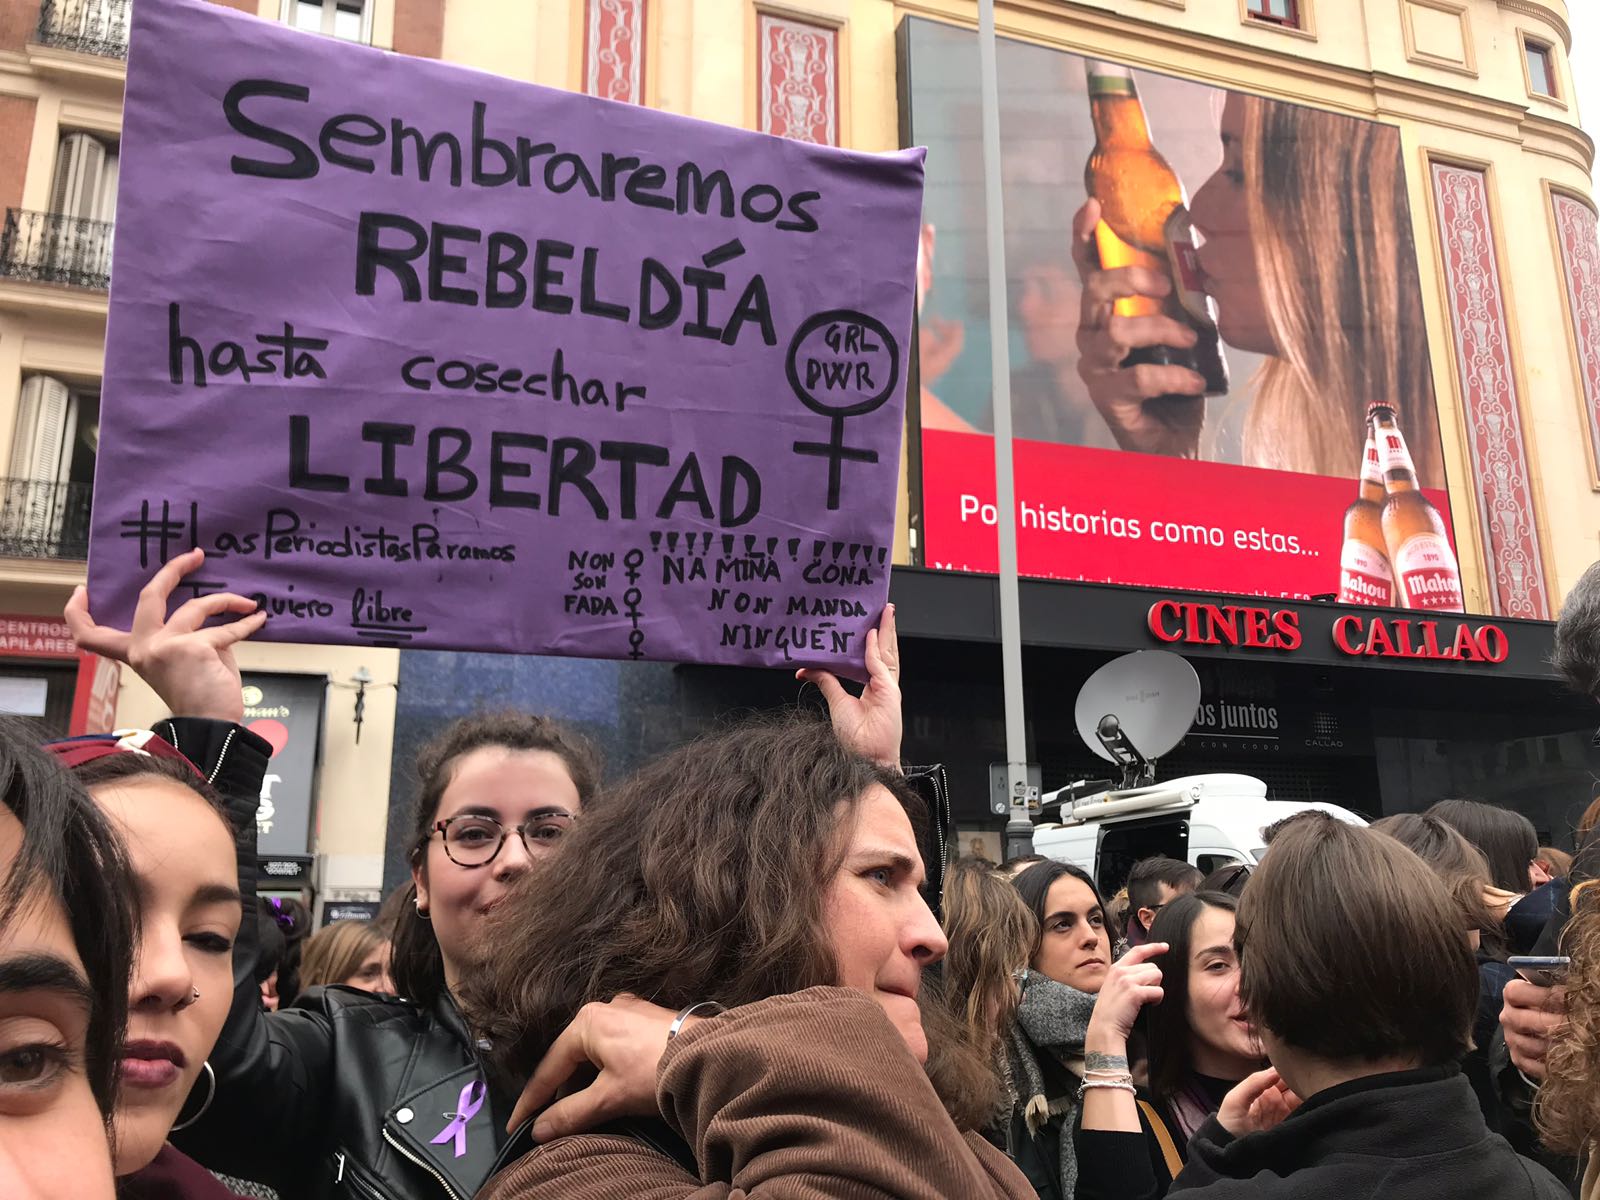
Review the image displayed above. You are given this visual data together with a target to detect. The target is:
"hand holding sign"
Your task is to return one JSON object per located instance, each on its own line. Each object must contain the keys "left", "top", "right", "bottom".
{"left": 796, "top": 603, "right": 902, "bottom": 769}
{"left": 67, "top": 548, "right": 262, "bottom": 723}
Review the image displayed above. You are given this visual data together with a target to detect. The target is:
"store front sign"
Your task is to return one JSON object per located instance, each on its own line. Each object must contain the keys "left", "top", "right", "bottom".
{"left": 1146, "top": 600, "right": 1303, "bottom": 651}
{"left": 1330, "top": 614, "right": 1509, "bottom": 663}
{"left": 1147, "top": 600, "right": 1509, "bottom": 666}
{"left": 0, "top": 615, "right": 77, "bottom": 659}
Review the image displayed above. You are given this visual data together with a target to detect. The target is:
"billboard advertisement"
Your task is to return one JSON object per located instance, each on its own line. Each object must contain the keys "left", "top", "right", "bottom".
{"left": 900, "top": 19, "right": 1461, "bottom": 610}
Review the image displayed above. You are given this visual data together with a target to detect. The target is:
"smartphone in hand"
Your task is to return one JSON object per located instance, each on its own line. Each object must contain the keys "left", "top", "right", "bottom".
{"left": 1507, "top": 955, "right": 1571, "bottom": 988}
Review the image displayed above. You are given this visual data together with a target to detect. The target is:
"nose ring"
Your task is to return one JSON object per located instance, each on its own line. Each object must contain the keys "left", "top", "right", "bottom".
{"left": 176, "top": 986, "right": 200, "bottom": 1011}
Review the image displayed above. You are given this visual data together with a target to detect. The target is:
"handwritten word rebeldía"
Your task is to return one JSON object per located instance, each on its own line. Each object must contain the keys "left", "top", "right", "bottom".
{"left": 223, "top": 81, "right": 821, "bottom": 233}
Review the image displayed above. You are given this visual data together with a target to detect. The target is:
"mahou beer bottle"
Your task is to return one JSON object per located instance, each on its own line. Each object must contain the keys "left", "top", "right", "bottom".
{"left": 1370, "top": 403, "right": 1464, "bottom": 613}
{"left": 1337, "top": 430, "right": 1395, "bottom": 607}
{"left": 1083, "top": 60, "right": 1228, "bottom": 395}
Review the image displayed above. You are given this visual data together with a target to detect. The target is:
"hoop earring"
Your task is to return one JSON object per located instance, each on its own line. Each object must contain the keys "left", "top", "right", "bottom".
{"left": 413, "top": 897, "right": 431, "bottom": 921}
{"left": 169, "top": 1061, "right": 215, "bottom": 1132}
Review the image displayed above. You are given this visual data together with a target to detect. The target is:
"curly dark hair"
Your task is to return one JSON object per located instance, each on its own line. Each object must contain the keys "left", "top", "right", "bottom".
{"left": 1537, "top": 880, "right": 1600, "bottom": 1153}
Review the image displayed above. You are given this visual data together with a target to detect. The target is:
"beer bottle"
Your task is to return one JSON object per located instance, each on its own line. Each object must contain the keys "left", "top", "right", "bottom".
{"left": 1083, "top": 60, "right": 1228, "bottom": 396}
{"left": 1337, "top": 429, "right": 1395, "bottom": 607}
{"left": 1369, "top": 403, "right": 1464, "bottom": 613}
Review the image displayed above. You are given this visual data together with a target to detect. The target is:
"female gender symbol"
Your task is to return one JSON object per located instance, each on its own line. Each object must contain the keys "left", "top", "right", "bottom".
{"left": 785, "top": 309, "right": 900, "bottom": 510}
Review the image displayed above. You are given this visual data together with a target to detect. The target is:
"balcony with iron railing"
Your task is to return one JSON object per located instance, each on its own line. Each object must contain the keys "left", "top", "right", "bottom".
{"left": 0, "top": 479, "right": 93, "bottom": 560}
{"left": 0, "top": 210, "right": 113, "bottom": 290}
{"left": 36, "top": 0, "right": 131, "bottom": 59}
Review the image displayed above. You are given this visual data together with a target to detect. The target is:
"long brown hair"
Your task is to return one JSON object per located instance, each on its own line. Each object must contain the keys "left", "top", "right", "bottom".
{"left": 390, "top": 711, "right": 600, "bottom": 1007}
{"left": 1536, "top": 880, "right": 1600, "bottom": 1153}
{"left": 1145, "top": 891, "right": 1252, "bottom": 1129}
{"left": 1241, "top": 96, "right": 1443, "bottom": 487}
{"left": 940, "top": 856, "right": 1036, "bottom": 1052}
{"left": 459, "top": 712, "right": 992, "bottom": 1124}
{"left": 1370, "top": 812, "right": 1501, "bottom": 955}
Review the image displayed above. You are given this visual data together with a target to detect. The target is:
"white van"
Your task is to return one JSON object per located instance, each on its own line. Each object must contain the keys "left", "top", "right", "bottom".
{"left": 1031, "top": 773, "right": 1367, "bottom": 895}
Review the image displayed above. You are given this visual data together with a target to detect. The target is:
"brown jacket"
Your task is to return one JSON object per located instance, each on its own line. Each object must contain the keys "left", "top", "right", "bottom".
{"left": 483, "top": 986, "right": 1034, "bottom": 1199}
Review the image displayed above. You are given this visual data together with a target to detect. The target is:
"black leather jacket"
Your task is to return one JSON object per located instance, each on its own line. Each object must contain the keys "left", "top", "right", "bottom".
{"left": 165, "top": 718, "right": 507, "bottom": 1200}
{"left": 175, "top": 983, "right": 506, "bottom": 1200}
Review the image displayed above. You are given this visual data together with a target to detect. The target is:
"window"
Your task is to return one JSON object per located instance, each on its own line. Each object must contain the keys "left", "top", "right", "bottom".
{"left": 3, "top": 375, "right": 99, "bottom": 560}
{"left": 281, "top": 0, "right": 369, "bottom": 43}
{"left": 1246, "top": 0, "right": 1300, "bottom": 26}
{"left": 51, "top": 133, "right": 119, "bottom": 224}
{"left": 1525, "top": 40, "right": 1557, "bottom": 98}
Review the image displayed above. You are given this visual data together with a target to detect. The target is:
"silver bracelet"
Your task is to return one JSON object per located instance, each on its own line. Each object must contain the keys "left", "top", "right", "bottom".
{"left": 668, "top": 1000, "right": 728, "bottom": 1040}
{"left": 1078, "top": 1078, "right": 1136, "bottom": 1098}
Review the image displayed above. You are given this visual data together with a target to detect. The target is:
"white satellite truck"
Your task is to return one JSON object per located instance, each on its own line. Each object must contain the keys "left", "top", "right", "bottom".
{"left": 1031, "top": 651, "right": 1366, "bottom": 895}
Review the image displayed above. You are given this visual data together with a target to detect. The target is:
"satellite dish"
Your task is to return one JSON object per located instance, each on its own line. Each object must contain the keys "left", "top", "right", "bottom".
{"left": 1074, "top": 651, "right": 1201, "bottom": 778}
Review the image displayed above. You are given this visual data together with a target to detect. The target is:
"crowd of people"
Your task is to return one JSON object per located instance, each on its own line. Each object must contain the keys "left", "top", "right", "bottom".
{"left": 6, "top": 548, "right": 1600, "bottom": 1198}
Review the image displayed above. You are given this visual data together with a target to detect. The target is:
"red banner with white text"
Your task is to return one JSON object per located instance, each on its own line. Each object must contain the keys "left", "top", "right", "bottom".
{"left": 922, "top": 430, "right": 1455, "bottom": 600}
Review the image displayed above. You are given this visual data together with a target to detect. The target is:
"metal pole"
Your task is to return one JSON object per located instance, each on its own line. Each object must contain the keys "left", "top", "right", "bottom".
{"left": 977, "top": 0, "right": 1034, "bottom": 859}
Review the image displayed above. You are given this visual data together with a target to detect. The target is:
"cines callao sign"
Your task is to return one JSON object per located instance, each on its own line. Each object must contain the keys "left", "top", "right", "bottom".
{"left": 1146, "top": 600, "right": 1509, "bottom": 665}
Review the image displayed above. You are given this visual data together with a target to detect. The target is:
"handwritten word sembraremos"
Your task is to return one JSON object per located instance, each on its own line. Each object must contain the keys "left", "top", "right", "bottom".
{"left": 223, "top": 82, "right": 821, "bottom": 234}
{"left": 287, "top": 418, "right": 762, "bottom": 526}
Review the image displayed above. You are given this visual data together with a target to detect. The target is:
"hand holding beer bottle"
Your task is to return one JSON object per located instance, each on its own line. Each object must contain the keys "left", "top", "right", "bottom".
{"left": 1071, "top": 61, "right": 1228, "bottom": 459}
{"left": 1071, "top": 197, "right": 1209, "bottom": 456}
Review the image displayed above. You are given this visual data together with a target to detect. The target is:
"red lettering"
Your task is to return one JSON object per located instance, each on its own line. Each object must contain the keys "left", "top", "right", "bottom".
{"left": 1332, "top": 615, "right": 1363, "bottom": 655}
{"left": 1201, "top": 604, "right": 1235, "bottom": 647}
{"left": 1364, "top": 618, "right": 1395, "bottom": 656}
{"left": 1146, "top": 601, "right": 1183, "bottom": 643}
{"left": 1184, "top": 604, "right": 1206, "bottom": 644}
{"left": 1478, "top": 625, "right": 1509, "bottom": 663}
{"left": 1391, "top": 620, "right": 1416, "bottom": 657}
{"left": 1241, "top": 608, "right": 1271, "bottom": 648}
{"left": 1273, "top": 610, "right": 1302, "bottom": 651}
{"left": 1452, "top": 623, "right": 1480, "bottom": 661}
{"left": 1420, "top": 621, "right": 1443, "bottom": 658}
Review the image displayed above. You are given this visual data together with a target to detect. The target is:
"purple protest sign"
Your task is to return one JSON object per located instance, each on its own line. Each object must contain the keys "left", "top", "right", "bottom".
{"left": 89, "top": 0, "right": 922, "bottom": 675}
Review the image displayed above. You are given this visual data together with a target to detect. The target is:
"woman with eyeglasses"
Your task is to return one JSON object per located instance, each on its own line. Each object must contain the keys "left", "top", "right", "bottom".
{"left": 69, "top": 550, "right": 911, "bottom": 1200}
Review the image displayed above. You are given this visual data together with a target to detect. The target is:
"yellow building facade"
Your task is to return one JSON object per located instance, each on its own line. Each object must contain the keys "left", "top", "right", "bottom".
{"left": 0, "top": 0, "right": 1589, "bottom": 899}
{"left": 436, "top": 0, "right": 1595, "bottom": 616}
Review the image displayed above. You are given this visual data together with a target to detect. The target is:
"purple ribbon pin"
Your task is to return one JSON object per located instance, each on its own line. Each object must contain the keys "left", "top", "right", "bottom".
{"left": 429, "top": 1080, "right": 485, "bottom": 1159}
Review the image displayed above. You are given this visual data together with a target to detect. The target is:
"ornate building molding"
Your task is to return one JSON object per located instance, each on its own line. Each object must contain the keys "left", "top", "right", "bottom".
{"left": 584, "top": 0, "right": 645, "bottom": 105}
{"left": 1551, "top": 190, "right": 1600, "bottom": 489}
{"left": 756, "top": 12, "right": 838, "bottom": 147}
{"left": 1429, "top": 162, "right": 1550, "bottom": 619}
